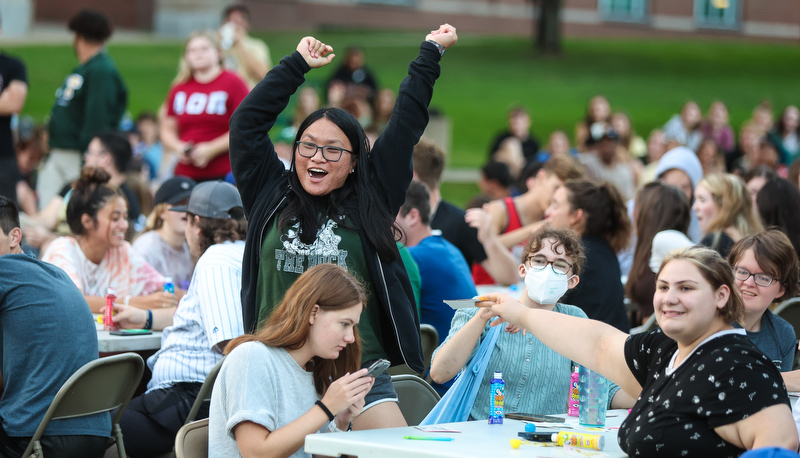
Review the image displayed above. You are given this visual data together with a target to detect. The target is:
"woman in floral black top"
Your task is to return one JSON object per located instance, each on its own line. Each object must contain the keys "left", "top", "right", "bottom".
{"left": 482, "top": 246, "right": 797, "bottom": 456}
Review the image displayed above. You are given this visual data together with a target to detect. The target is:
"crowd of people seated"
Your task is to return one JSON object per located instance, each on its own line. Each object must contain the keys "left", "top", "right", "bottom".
{"left": 2, "top": 6, "right": 800, "bottom": 457}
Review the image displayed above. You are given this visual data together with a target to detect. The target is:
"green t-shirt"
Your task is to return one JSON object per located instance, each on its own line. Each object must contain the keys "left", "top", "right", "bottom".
{"left": 49, "top": 50, "right": 128, "bottom": 152}
{"left": 257, "top": 214, "right": 386, "bottom": 362}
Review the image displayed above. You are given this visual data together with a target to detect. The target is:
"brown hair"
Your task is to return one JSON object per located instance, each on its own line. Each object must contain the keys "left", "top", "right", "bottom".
{"left": 728, "top": 229, "right": 800, "bottom": 301}
{"left": 659, "top": 246, "right": 744, "bottom": 324}
{"left": 172, "top": 30, "right": 223, "bottom": 86}
{"left": 412, "top": 141, "right": 446, "bottom": 190}
{"left": 225, "top": 264, "right": 367, "bottom": 394}
{"left": 187, "top": 208, "right": 248, "bottom": 256}
{"left": 563, "top": 180, "right": 632, "bottom": 253}
{"left": 66, "top": 167, "right": 125, "bottom": 236}
{"left": 542, "top": 155, "right": 584, "bottom": 182}
{"left": 626, "top": 182, "right": 691, "bottom": 305}
{"left": 522, "top": 227, "right": 585, "bottom": 276}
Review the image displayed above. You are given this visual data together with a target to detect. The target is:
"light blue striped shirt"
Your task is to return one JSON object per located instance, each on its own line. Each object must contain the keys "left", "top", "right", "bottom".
{"left": 147, "top": 240, "right": 245, "bottom": 390}
{"left": 433, "top": 303, "right": 588, "bottom": 419}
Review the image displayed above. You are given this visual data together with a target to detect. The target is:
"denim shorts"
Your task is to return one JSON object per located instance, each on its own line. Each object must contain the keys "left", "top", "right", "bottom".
{"left": 362, "top": 359, "right": 399, "bottom": 410}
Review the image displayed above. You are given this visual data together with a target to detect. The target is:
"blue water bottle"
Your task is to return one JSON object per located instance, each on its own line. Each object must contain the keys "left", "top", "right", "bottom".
{"left": 489, "top": 371, "right": 504, "bottom": 424}
{"left": 163, "top": 277, "right": 175, "bottom": 294}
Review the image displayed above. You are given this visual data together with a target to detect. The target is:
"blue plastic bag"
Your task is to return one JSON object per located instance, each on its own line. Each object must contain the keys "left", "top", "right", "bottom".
{"left": 419, "top": 320, "right": 505, "bottom": 425}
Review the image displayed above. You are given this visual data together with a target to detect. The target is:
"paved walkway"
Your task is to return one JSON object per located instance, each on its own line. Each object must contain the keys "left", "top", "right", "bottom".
{"left": 442, "top": 168, "right": 480, "bottom": 183}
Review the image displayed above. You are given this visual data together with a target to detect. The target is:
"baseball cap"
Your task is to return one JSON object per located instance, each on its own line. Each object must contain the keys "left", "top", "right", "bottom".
{"left": 154, "top": 176, "right": 196, "bottom": 206}
{"left": 170, "top": 181, "right": 243, "bottom": 219}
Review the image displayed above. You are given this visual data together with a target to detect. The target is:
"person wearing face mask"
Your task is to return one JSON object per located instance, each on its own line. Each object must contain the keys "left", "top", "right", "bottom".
{"left": 429, "top": 227, "right": 623, "bottom": 419}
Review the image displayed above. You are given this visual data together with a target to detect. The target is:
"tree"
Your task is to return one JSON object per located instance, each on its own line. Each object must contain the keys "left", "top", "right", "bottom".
{"left": 535, "top": 0, "right": 561, "bottom": 55}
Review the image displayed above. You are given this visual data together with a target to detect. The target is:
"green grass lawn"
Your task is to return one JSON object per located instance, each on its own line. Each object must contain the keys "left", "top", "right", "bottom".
{"left": 5, "top": 31, "right": 799, "bottom": 207}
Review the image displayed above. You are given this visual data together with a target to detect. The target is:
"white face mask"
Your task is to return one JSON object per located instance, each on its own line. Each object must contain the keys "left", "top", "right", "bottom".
{"left": 524, "top": 265, "right": 572, "bottom": 305}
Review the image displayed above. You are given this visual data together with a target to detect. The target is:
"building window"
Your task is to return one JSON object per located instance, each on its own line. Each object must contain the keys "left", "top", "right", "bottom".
{"left": 694, "top": 0, "right": 740, "bottom": 30}
{"left": 599, "top": 0, "right": 648, "bottom": 23}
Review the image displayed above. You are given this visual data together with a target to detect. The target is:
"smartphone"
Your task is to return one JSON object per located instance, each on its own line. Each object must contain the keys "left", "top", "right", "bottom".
{"left": 110, "top": 329, "right": 153, "bottom": 336}
{"left": 364, "top": 359, "right": 390, "bottom": 378}
{"left": 506, "top": 412, "right": 565, "bottom": 423}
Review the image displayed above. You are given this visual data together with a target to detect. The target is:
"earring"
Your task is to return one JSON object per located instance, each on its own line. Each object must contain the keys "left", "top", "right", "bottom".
{"left": 350, "top": 168, "right": 355, "bottom": 173}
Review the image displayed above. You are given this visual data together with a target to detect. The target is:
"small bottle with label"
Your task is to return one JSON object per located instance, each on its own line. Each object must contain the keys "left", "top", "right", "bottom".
{"left": 488, "top": 371, "right": 504, "bottom": 424}
{"left": 104, "top": 288, "right": 116, "bottom": 331}
{"left": 163, "top": 277, "right": 175, "bottom": 294}
{"left": 568, "top": 365, "right": 580, "bottom": 416}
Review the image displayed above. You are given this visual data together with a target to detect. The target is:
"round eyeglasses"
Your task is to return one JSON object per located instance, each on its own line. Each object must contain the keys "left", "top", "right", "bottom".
{"left": 732, "top": 266, "right": 776, "bottom": 287}
{"left": 296, "top": 141, "right": 351, "bottom": 162}
{"left": 527, "top": 255, "right": 572, "bottom": 275}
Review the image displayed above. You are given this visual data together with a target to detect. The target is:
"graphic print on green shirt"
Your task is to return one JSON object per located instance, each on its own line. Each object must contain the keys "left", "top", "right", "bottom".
{"left": 257, "top": 214, "right": 386, "bottom": 361}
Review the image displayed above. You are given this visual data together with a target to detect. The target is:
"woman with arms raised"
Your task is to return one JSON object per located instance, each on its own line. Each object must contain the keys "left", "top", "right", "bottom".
{"left": 482, "top": 246, "right": 797, "bottom": 456}
{"left": 230, "top": 27, "right": 457, "bottom": 429}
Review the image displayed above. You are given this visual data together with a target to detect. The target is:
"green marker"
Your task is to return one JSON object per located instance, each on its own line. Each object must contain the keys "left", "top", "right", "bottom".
{"left": 403, "top": 436, "right": 454, "bottom": 441}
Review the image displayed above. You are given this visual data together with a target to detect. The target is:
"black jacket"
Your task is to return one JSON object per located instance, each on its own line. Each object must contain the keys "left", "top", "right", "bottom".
{"left": 230, "top": 42, "right": 443, "bottom": 373}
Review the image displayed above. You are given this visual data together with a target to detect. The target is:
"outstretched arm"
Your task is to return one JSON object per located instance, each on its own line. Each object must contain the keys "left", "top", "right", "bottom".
{"left": 480, "top": 292, "right": 641, "bottom": 397}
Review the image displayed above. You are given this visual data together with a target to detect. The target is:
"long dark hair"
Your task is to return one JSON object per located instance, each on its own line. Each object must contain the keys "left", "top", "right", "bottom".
{"left": 756, "top": 178, "right": 800, "bottom": 255}
{"left": 626, "top": 182, "right": 691, "bottom": 309}
{"left": 280, "top": 107, "right": 398, "bottom": 260}
{"left": 563, "top": 180, "right": 631, "bottom": 253}
{"left": 225, "top": 263, "right": 366, "bottom": 395}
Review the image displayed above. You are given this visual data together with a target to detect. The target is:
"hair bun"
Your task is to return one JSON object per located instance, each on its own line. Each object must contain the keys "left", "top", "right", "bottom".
{"left": 73, "top": 166, "right": 111, "bottom": 193}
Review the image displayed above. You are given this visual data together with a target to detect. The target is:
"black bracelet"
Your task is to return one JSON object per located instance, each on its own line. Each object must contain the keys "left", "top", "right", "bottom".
{"left": 144, "top": 310, "right": 153, "bottom": 330}
{"left": 315, "top": 400, "right": 335, "bottom": 422}
{"left": 426, "top": 39, "right": 446, "bottom": 57}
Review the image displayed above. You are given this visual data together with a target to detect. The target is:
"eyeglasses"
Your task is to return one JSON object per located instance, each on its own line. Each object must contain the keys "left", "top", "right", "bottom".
{"left": 527, "top": 255, "right": 572, "bottom": 276}
{"left": 732, "top": 266, "right": 776, "bottom": 287}
{"left": 295, "top": 141, "right": 352, "bottom": 162}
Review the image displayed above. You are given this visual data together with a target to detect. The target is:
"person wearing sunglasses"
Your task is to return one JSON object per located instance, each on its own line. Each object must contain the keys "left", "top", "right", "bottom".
{"left": 230, "top": 27, "right": 457, "bottom": 430}
{"left": 727, "top": 229, "right": 799, "bottom": 372}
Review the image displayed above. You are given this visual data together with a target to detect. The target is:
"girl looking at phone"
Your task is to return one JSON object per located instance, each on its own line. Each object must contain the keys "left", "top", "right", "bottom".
{"left": 208, "top": 264, "right": 374, "bottom": 457}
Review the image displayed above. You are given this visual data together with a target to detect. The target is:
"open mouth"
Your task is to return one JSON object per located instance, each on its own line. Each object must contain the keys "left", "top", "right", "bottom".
{"left": 741, "top": 290, "right": 757, "bottom": 297}
{"left": 661, "top": 310, "right": 685, "bottom": 318}
{"left": 309, "top": 168, "right": 328, "bottom": 180}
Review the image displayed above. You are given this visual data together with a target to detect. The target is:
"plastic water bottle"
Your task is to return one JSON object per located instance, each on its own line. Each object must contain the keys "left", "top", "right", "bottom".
{"left": 104, "top": 288, "right": 116, "bottom": 331}
{"left": 163, "top": 277, "right": 175, "bottom": 294}
{"left": 568, "top": 365, "right": 580, "bottom": 417}
{"left": 488, "top": 371, "right": 504, "bottom": 424}
{"left": 578, "top": 366, "right": 609, "bottom": 427}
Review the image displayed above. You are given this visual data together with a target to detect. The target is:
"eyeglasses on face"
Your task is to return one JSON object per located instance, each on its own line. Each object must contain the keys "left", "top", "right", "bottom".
{"left": 295, "top": 141, "right": 351, "bottom": 162}
{"left": 526, "top": 255, "right": 572, "bottom": 275}
{"left": 732, "top": 266, "right": 776, "bottom": 287}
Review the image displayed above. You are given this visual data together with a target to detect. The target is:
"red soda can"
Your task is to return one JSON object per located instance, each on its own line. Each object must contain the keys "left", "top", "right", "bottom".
{"left": 104, "top": 288, "right": 116, "bottom": 331}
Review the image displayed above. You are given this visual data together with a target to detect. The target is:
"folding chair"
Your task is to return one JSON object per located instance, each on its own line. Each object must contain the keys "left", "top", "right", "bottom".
{"left": 391, "top": 374, "right": 441, "bottom": 426}
{"left": 156, "top": 357, "right": 225, "bottom": 458}
{"left": 174, "top": 418, "right": 208, "bottom": 458}
{"left": 774, "top": 297, "right": 800, "bottom": 370}
{"left": 22, "top": 352, "right": 144, "bottom": 458}
{"left": 388, "top": 324, "right": 440, "bottom": 378}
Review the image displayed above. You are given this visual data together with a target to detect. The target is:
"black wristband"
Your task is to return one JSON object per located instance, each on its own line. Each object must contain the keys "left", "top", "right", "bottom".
{"left": 315, "top": 400, "right": 335, "bottom": 422}
{"left": 426, "top": 40, "right": 446, "bottom": 57}
{"left": 144, "top": 310, "right": 153, "bottom": 330}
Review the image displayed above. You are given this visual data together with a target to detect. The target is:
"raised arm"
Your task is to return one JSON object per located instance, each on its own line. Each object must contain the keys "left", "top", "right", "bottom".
{"left": 370, "top": 25, "right": 456, "bottom": 212}
{"left": 229, "top": 36, "right": 334, "bottom": 213}
{"left": 481, "top": 292, "right": 641, "bottom": 397}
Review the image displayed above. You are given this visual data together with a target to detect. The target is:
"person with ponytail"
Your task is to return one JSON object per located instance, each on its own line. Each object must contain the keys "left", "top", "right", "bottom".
{"left": 544, "top": 180, "right": 632, "bottom": 331}
{"left": 209, "top": 263, "right": 373, "bottom": 457}
{"left": 41, "top": 167, "right": 176, "bottom": 313}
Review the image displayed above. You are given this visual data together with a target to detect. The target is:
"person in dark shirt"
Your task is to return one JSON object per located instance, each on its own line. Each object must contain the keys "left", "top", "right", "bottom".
{"left": 37, "top": 9, "right": 127, "bottom": 208}
{"left": 488, "top": 106, "right": 540, "bottom": 164}
{"left": 0, "top": 22, "right": 28, "bottom": 206}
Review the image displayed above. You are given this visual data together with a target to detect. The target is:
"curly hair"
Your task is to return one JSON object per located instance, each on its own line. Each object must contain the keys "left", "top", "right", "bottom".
{"left": 189, "top": 208, "right": 248, "bottom": 256}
